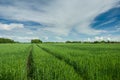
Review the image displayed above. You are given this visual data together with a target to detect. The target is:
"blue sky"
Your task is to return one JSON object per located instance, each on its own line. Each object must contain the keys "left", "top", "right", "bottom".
{"left": 0, "top": 0, "right": 120, "bottom": 42}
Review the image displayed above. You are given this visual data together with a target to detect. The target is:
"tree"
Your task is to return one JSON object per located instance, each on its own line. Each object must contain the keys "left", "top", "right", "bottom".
{"left": 66, "top": 41, "right": 82, "bottom": 43}
{"left": 65, "top": 41, "right": 71, "bottom": 43}
{"left": 31, "top": 39, "right": 42, "bottom": 43}
{"left": 94, "top": 41, "right": 99, "bottom": 43}
{"left": 0, "top": 38, "right": 15, "bottom": 43}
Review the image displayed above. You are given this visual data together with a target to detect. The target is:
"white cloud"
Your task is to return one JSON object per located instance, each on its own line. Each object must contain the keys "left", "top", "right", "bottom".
{"left": 0, "top": 0, "right": 119, "bottom": 42}
{"left": 98, "top": 18, "right": 116, "bottom": 27}
{"left": 116, "top": 26, "right": 120, "bottom": 31}
{"left": 107, "top": 37, "right": 111, "bottom": 41}
{"left": 16, "top": 36, "right": 38, "bottom": 40}
{"left": 86, "top": 35, "right": 120, "bottom": 42}
{"left": 55, "top": 36, "right": 62, "bottom": 40}
{"left": 95, "top": 36, "right": 104, "bottom": 41}
{"left": 0, "top": 0, "right": 117, "bottom": 35}
{"left": 0, "top": 23, "right": 24, "bottom": 30}
{"left": 87, "top": 38, "right": 91, "bottom": 42}
{"left": 44, "top": 36, "right": 49, "bottom": 40}
{"left": 26, "top": 32, "right": 33, "bottom": 34}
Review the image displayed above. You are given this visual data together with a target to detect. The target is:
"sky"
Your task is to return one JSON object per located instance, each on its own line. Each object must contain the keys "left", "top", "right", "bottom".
{"left": 0, "top": 0, "right": 120, "bottom": 42}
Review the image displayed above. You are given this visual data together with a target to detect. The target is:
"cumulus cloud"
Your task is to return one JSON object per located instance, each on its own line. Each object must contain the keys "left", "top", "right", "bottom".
{"left": 86, "top": 35, "right": 120, "bottom": 42}
{"left": 95, "top": 36, "right": 104, "bottom": 41}
{"left": 0, "top": 23, "right": 24, "bottom": 30}
{"left": 16, "top": 36, "right": 39, "bottom": 41}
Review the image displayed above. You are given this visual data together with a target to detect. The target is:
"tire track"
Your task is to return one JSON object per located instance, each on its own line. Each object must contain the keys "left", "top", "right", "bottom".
{"left": 36, "top": 45, "right": 86, "bottom": 80}
{"left": 26, "top": 45, "right": 35, "bottom": 80}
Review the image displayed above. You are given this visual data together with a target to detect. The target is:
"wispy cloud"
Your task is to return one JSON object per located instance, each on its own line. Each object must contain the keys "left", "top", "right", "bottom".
{"left": 0, "top": 0, "right": 116, "bottom": 34}
{"left": 0, "top": 0, "right": 119, "bottom": 42}
{"left": 0, "top": 23, "right": 24, "bottom": 30}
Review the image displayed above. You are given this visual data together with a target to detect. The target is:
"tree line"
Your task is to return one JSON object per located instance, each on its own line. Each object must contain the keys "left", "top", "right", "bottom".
{"left": 0, "top": 38, "right": 43, "bottom": 43}
{"left": 0, "top": 38, "right": 15, "bottom": 43}
{"left": 65, "top": 40, "right": 120, "bottom": 43}
{"left": 31, "top": 39, "right": 42, "bottom": 43}
{"left": 0, "top": 37, "right": 119, "bottom": 44}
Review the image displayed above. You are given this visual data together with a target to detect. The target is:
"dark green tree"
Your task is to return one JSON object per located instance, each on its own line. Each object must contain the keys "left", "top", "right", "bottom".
{"left": 65, "top": 41, "right": 72, "bottom": 43}
{"left": 31, "top": 39, "right": 42, "bottom": 43}
{"left": 0, "top": 38, "right": 15, "bottom": 43}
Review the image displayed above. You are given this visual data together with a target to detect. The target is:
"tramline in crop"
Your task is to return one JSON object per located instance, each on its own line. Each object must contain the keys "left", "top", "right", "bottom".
{"left": 0, "top": 43, "right": 120, "bottom": 80}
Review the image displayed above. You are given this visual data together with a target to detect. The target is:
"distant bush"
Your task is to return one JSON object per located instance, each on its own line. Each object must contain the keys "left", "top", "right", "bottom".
{"left": 65, "top": 40, "right": 120, "bottom": 44}
{"left": 66, "top": 41, "right": 72, "bottom": 43}
{"left": 72, "top": 41, "right": 81, "bottom": 43}
{"left": 66, "top": 41, "right": 81, "bottom": 43}
{"left": 44, "top": 42, "right": 64, "bottom": 44}
{"left": 94, "top": 40, "right": 120, "bottom": 44}
{"left": 83, "top": 41, "right": 91, "bottom": 43}
{"left": 0, "top": 38, "right": 15, "bottom": 43}
{"left": 94, "top": 41, "right": 99, "bottom": 43}
{"left": 31, "top": 39, "right": 42, "bottom": 43}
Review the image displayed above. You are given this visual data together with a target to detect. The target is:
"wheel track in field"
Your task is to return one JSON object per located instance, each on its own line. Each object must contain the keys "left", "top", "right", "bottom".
{"left": 37, "top": 45, "right": 86, "bottom": 80}
{"left": 26, "top": 45, "right": 35, "bottom": 80}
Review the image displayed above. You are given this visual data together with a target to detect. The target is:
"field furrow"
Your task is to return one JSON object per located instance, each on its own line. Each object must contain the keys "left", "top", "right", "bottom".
{"left": 33, "top": 44, "right": 82, "bottom": 80}
{"left": 0, "top": 43, "right": 120, "bottom": 80}
{"left": 37, "top": 44, "right": 84, "bottom": 79}
{"left": 26, "top": 45, "right": 36, "bottom": 80}
{"left": 39, "top": 44, "right": 120, "bottom": 80}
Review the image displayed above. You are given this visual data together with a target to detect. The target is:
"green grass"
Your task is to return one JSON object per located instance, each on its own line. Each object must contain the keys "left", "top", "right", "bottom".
{"left": 0, "top": 44, "right": 31, "bottom": 80}
{"left": 0, "top": 43, "right": 120, "bottom": 80}
{"left": 39, "top": 43, "right": 120, "bottom": 80}
{"left": 33, "top": 45, "right": 82, "bottom": 80}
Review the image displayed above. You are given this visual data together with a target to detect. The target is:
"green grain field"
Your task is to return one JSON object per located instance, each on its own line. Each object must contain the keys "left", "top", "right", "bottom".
{"left": 0, "top": 43, "right": 120, "bottom": 80}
